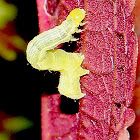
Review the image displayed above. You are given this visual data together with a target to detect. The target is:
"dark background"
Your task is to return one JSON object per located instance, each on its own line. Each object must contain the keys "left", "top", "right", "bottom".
{"left": 1, "top": 0, "right": 40, "bottom": 139}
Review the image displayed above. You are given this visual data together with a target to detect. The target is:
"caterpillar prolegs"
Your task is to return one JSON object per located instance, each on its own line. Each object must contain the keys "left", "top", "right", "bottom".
{"left": 26, "top": 8, "right": 89, "bottom": 99}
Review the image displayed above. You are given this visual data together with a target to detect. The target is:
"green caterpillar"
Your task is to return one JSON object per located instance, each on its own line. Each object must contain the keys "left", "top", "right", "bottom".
{"left": 26, "top": 8, "right": 89, "bottom": 99}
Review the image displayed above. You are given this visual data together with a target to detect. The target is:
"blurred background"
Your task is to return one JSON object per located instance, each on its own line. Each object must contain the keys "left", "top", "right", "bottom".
{"left": 0, "top": 0, "right": 140, "bottom": 140}
{"left": 0, "top": 0, "right": 41, "bottom": 139}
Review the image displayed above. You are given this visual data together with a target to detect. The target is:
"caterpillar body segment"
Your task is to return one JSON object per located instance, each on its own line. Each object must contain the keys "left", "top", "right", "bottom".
{"left": 37, "top": 49, "right": 88, "bottom": 72}
{"left": 26, "top": 9, "right": 86, "bottom": 69}
{"left": 59, "top": 67, "right": 89, "bottom": 99}
{"left": 26, "top": 8, "right": 89, "bottom": 99}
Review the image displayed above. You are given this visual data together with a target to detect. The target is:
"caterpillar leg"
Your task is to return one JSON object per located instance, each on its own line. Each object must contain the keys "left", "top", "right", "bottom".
{"left": 75, "top": 29, "right": 85, "bottom": 33}
{"left": 70, "top": 38, "right": 79, "bottom": 41}
{"left": 79, "top": 21, "right": 88, "bottom": 26}
{"left": 70, "top": 35, "right": 79, "bottom": 41}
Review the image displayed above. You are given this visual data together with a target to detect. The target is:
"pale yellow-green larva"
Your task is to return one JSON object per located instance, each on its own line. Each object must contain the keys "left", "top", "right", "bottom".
{"left": 26, "top": 8, "right": 89, "bottom": 99}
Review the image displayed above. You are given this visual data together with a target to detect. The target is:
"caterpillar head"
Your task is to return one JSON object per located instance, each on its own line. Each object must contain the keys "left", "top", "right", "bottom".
{"left": 67, "top": 8, "right": 86, "bottom": 26}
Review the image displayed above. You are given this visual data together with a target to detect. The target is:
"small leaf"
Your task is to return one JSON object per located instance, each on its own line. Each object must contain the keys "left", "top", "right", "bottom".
{"left": 0, "top": 0, "right": 17, "bottom": 29}
{"left": 3, "top": 116, "right": 33, "bottom": 133}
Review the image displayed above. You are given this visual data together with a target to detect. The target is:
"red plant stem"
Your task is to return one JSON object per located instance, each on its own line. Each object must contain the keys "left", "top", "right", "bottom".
{"left": 41, "top": 94, "right": 50, "bottom": 140}
{"left": 36, "top": 0, "right": 50, "bottom": 33}
{"left": 36, "top": 1, "right": 51, "bottom": 139}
